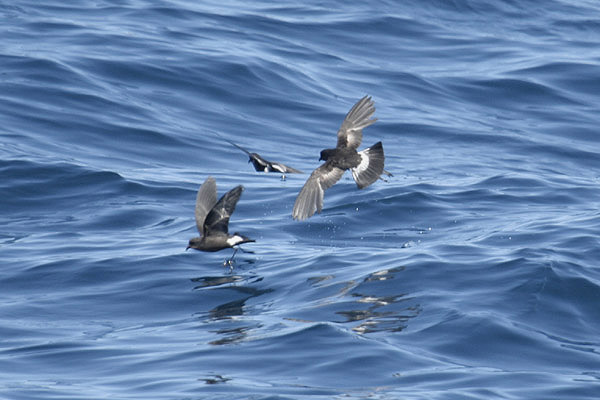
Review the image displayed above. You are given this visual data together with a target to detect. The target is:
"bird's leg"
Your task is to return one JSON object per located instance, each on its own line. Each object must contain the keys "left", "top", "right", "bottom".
{"left": 280, "top": 173, "right": 286, "bottom": 181}
{"left": 379, "top": 169, "right": 393, "bottom": 183}
{"left": 223, "top": 247, "right": 238, "bottom": 270}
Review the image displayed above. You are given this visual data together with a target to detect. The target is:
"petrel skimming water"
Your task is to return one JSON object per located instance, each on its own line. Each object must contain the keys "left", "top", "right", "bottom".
{"left": 187, "top": 176, "right": 254, "bottom": 266}
{"left": 292, "top": 95, "right": 391, "bottom": 221}
{"left": 226, "top": 139, "right": 303, "bottom": 178}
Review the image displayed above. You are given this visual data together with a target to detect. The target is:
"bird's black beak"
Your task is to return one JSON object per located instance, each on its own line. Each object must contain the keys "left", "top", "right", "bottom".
{"left": 185, "top": 246, "right": 190, "bottom": 251}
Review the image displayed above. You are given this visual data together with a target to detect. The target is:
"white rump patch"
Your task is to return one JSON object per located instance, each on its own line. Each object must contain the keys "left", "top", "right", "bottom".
{"left": 352, "top": 152, "right": 370, "bottom": 181}
{"left": 227, "top": 235, "right": 245, "bottom": 246}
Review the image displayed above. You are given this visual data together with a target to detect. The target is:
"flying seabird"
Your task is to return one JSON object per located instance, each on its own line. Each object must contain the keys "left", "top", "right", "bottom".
{"left": 187, "top": 176, "right": 255, "bottom": 266}
{"left": 226, "top": 139, "right": 303, "bottom": 179}
{"left": 292, "top": 95, "right": 391, "bottom": 221}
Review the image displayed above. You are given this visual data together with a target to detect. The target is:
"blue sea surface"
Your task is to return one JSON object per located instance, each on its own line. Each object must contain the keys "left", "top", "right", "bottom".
{"left": 2, "top": 1, "right": 600, "bottom": 399}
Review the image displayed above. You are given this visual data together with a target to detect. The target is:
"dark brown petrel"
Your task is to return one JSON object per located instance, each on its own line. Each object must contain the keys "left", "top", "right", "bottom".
{"left": 226, "top": 139, "right": 303, "bottom": 178}
{"left": 292, "top": 95, "right": 392, "bottom": 221}
{"left": 187, "top": 176, "right": 254, "bottom": 264}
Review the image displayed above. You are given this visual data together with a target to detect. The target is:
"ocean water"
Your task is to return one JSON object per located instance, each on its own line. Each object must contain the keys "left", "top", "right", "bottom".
{"left": 1, "top": 0, "right": 600, "bottom": 398}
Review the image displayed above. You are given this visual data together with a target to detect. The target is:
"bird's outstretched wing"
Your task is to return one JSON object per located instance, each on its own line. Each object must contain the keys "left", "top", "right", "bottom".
{"left": 204, "top": 185, "right": 244, "bottom": 235}
{"left": 336, "top": 95, "right": 377, "bottom": 150}
{"left": 226, "top": 139, "right": 264, "bottom": 168}
{"left": 292, "top": 163, "right": 344, "bottom": 221}
{"left": 195, "top": 176, "right": 218, "bottom": 235}
{"left": 270, "top": 162, "right": 303, "bottom": 174}
{"left": 226, "top": 139, "right": 252, "bottom": 157}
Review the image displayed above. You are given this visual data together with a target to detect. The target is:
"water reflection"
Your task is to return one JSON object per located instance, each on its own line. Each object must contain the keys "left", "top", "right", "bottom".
{"left": 341, "top": 267, "right": 421, "bottom": 334}
{"left": 342, "top": 298, "right": 422, "bottom": 334}
{"left": 198, "top": 374, "right": 231, "bottom": 384}
{"left": 208, "top": 323, "right": 261, "bottom": 346}
{"left": 190, "top": 274, "right": 262, "bottom": 290}
{"left": 310, "top": 266, "right": 421, "bottom": 334}
{"left": 191, "top": 274, "right": 271, "bottom": 345}
{"left": 190, "top": 265, "right": 420, "bottom": 345}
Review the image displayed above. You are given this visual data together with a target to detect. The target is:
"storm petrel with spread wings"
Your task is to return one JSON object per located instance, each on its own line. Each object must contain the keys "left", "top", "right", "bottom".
{"left": 226, "top": 139, "right": 303, "bottom": 178}
{"left": 292, "top": 95, "right": 391, "bottom": 221}
{"left": 187, "top": 176, "right": 254, "bottom": 265}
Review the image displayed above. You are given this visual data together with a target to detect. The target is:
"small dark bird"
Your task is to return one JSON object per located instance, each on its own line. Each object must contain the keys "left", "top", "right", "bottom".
{"left": 292, "top": 95, "right": 392, "bottom": 221}
{"left": 187, "top": 176, "right": 254, "bottom": 264}
{"left": 226, "top": 139, "right": 303, "bottom": 178}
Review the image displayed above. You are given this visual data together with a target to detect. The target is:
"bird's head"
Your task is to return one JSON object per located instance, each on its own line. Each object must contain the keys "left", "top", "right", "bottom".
{"left": 186, "top": 237, "right": 202, "bottom": 251}
{"left": 319, "top": 148, "right": 335, "bottom": 161}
